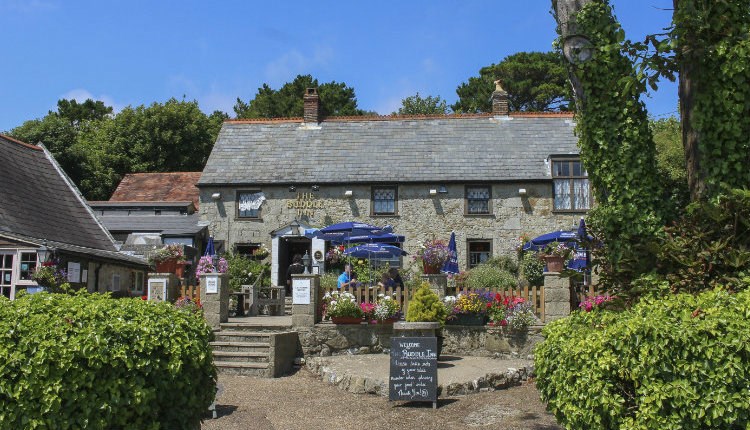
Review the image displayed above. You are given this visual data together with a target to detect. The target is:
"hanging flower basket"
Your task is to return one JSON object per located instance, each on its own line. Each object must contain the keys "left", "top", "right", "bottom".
{"left": 543, "top": 255, "right": 565, "bottom": 272}
{"left": 422, "top": 263, "right": 441, "bottom": 274}
{"left": 331, "top": 316, "right": 364, "bottom": 324}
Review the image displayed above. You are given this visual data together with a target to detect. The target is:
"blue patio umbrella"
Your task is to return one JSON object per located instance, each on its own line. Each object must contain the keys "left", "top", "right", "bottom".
{"left": 204, "top": 236, "right": 216, "bottom": 256}
{"left": 306, "top": 222, "right": 392, "bottom": 243}
{"left": 522, "top": 229, "right": 588, "bottom": 271}
{"left": 344, "top": 243, "right": 407, "bottom": 259}
{"left": 442, "top": 232, "right": 459, "bottom": 274}
{"left": 344, "top": 232, "right": 405, "bottom": 244}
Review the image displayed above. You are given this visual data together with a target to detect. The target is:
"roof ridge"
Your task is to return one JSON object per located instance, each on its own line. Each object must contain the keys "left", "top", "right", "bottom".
{"left": 0, "top": 133, "right": 43, "bottom": 151}
{"left": 224, "top": 111, "right": 574, "bottom": 124}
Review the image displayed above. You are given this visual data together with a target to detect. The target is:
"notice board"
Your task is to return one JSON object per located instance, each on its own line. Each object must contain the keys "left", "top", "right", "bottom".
{"left": 389, "top": 336, "right": 438, "bottom": 405}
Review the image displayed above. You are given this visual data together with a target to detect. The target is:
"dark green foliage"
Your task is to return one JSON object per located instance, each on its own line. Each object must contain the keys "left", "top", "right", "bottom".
{"left": 225, "top": 253, "right": 270, "bottom": 292}
{"left": 672, "top": 0, "right": 750, "bottom": 199}
{"left": 405, "top": 282, "right": 448, "bottom": 325}
{"left": 651, "top": 116, "right": 689, "bottom": 219}
{"left": 453, "top": 51, "right": 572, "bottom": 113}
{"left": 482, "top": 255, "right": 519, "bottom": 277}
{"left": 536, "top": 288, "right": 750, "bottom": 429}
{"left": 0, "top": 292, "right": 216, "bottom": 429}
{"left": 393, "top": 93, "right": 449, "bottom": 115}
{"left": 465, "top": 264, "right": 516, "bottom": 291}
{"left": 54, "top": 99, "right": 112, "bottom": 126}
{"left": 519, "top": 252, "right": 544, "bottom": 287}
{"left": 234, "top": 74, "right": 364, "bottom": 119}
{"left": 656, "top": 187, "right": 750, "bottom": 294}
{"left": 558, "top": 1, "right": 666, "bottom": 291}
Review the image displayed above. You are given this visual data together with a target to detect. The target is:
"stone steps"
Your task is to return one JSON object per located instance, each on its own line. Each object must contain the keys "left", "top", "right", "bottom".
{"left": 212, "top": 360, "right": 270, "bottom": 377}
{"left": 212, "top": 350, "right": 269, "bottom": 363}
{"left": 210, "top": 341, "right": 270, "bottom": 353}
{"left": 219, "top": 322, "right": 293, "bottom": 332}
{"left": 211, "top": 326, "right": 298, "bottom": 378}
{"left": 213, "top": 331, "right": 272, "bottom": 343}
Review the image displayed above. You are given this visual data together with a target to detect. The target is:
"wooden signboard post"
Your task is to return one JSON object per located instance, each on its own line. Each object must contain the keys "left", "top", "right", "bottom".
{"left": 389, "top": 336, "right": 438, "bottom": 408}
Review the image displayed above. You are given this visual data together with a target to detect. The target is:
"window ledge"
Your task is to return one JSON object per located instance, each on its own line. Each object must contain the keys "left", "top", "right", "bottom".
{"left": 464, "top": 214, "right": 495, "bottom": 218}
{"left": 552, "top": 209, "right": 590, "bottom": 215}
{"left": 234, "top": 217, "right": 263, "bottom": 222}
{"left": 370, "top": 214, "right": 400, "bottom": 218}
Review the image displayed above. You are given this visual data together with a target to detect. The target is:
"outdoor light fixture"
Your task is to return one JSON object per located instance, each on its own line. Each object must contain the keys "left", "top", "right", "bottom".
{"left": 290, "top": 219, "right": 301, "bottom": 236}
{"left": 211, "top": 192, "right": 221, "bottom": 200}
{"left": 518, "top": 188, "right": 527, "bottom": 196}
{"left": 312, "top": 185, "right": 320, "bottom": 192}
{"left": 429, "top": 189, "right": 438, "bottom": 196}
{"left": 211, "top": 254, "right": 219, "bottom": 268}
{"left": 289, "top": 186, "right": 296, "bottom": 192}
{"left": 438, "top": 185, "right": 448, "bottom": 194}
{"left": 302, "top": 251, "right": 312, "bottom": 274}
{"left": 36, "top": 239, "right": 52, "bottom": 264}
{"left": 344, "top": 190, "right": 353, "bottom": 197}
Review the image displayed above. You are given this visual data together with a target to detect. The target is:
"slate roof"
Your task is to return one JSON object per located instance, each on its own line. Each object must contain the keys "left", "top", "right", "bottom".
{"left": 199, "top": 113, "right": 579, "bottom": 186}
{"left": 94, "top": 213, "right": 205, "bottom": 236}
{"left": 0, "top": 134, "right": 147, "bottom": 267}
{"left": 110, "top": 172, "right": 202, "bottom": 208}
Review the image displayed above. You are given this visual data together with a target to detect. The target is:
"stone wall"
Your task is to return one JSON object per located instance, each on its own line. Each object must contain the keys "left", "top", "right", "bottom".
{"left": 296, "top": 323, "right": 542, "bottom": 359}
{"left": 199, "top": 182, "right": 581, "bottom": 272}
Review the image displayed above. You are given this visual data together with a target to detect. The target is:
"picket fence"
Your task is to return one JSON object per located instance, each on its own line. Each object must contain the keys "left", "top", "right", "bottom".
{"left": 180, "top": 285, "right": 200, "bottom": 302}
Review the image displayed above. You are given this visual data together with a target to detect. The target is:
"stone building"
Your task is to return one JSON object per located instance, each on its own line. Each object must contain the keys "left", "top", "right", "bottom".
{"left": 0, "top": 134, "right": 149, "bottom": 299}
{"left": 198, "top": 87, "right": 589, "bottom": 287}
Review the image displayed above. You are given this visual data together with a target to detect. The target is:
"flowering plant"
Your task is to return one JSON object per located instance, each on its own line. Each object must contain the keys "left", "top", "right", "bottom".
{"left": 487, "top": 294, "right": 536, "bottom": 330}
{"left": 174, "top": 296, "right": 202, "bottom": 314}
{"left": 326, "top": 245, "right": 345, "bottom": 264}
{"left": 541, "top": 241, "right": 573, "bottom": 259}
{"left": 32, "top": 260, "right": 68, "bottom": 289}
{"left": 360, "top": 302, "right": 376, "bottom": 319}
{"left": 444, "top": 290, "right": 493, "bottom": 318}
{"left": 514, "top": 233, "right": 532, "bottom": 253}
{"left": 251, "top": 244, "right": 270, "bottom": 260}
{"left": 579, "top": 295, "right": 614, "bottom": 312}
{"left": 373, "top": 294, "right": 401, "bottom": 321}
{"left": 414, "top": 239, "right": 450, "bottom": 267}
{"left": 195, "top": 255, "right": 228, "bottom": 276}
{"left": 150, "top": 244, "right": 185, "bottom": 263}
{"left": 323, "top": 291, "right": 363, "bottom": 318}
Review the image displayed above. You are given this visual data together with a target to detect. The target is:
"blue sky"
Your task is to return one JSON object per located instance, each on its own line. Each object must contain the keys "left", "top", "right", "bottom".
{"left": 0, "top": 0, "right": 677, "bottom": 132}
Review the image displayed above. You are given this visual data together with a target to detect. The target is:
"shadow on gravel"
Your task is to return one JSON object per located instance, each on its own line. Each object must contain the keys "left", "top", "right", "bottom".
{"left": 437, "top": 362, "right": 455, "bottom": 368}
{"left": 213, "top": 404, "right": 238, "bottom": 419}
{"left": 393, "top": 398, "right": 458, "bottom": 409}
{"left": 437, "top": 355, "right": 463, "bottom": 362}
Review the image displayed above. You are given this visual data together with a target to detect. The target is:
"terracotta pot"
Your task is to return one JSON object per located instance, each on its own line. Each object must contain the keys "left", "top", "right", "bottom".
{"left": 155, "top": 259, "right": 177, "bottom": 273}
{"left": 376, "top": 317, "right": 399, "bottom": 324}
{"left": 422, "top": 263, "right": 441, "bottom": 274}
{"left": 543, "top": 255, "right": 565, "bottom": 272}
{"left": 330, "top": 316, "right": 364, "bottom": 324}
{"left": 174, "top": 262, "right": 187, "bottom": 278}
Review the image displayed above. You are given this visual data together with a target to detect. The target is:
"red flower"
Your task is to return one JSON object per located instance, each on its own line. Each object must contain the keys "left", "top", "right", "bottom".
{"left": 141, "top": 295, "right": 148, "bottom": 300}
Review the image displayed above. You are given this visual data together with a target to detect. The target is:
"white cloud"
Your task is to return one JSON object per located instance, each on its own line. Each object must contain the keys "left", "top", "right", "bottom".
{"left": 264, "top": 46, "right": 334, "bottom": 86}
{"left": 60, "top": 89, "right": 122, "bottom": 113}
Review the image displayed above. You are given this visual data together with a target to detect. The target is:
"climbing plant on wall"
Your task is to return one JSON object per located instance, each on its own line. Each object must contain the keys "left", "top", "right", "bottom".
{"left": 553, "top": 0, "right": 666, "bottom": 292}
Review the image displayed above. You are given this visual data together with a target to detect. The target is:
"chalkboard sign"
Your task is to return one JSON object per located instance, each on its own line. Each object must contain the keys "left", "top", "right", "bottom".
{"left": 389, "top": 337, "right": 438, "bottom": 405}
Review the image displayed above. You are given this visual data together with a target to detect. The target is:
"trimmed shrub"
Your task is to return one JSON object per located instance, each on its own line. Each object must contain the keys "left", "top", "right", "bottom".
{"left": 465, "top": 264, "right": 516, "bottom": 290}
{"left": 519, "top": 252, "right": 544, "bottom": 287}
{"left": 406, "top": 282, "right": 447, "bottom": 325}
{"left": 535, "top": 288, "right": 750, "bottom": 429}
{"left": 0, "top": 292, "right": 216, "bottom": 429}
{"left": 482, "top": 255, "right": 519, "bottom": 277}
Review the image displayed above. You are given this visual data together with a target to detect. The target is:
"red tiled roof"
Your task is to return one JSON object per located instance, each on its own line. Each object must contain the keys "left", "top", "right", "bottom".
{"left": 224, "top": 111, "right": 575, "bottom": 124}
{"left": 109, "top": 172, "right": 202, "bottom": 209}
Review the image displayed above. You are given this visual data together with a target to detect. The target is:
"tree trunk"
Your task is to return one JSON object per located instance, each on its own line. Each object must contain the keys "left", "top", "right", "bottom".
{"left": 553, "top": 0, "right": 594, "bottom": 106}
{"left": 674, "top": 0, "right": 705, "bottom": 201}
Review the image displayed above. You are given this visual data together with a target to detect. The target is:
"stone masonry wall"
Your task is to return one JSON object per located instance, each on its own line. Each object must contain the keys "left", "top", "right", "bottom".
{"left": 200, "top": 183, "right": 581, "bottom": 273}
{"left": 296, "top": 323, "right": 543, "bottom": 359}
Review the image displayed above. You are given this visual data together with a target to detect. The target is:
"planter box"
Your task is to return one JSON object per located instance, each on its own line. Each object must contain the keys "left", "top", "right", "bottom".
{"left": 447, "top": 313, "right": 486, "bottom": 326}
{"left": 331, "top": 316, "right": 364, "bottom": 324}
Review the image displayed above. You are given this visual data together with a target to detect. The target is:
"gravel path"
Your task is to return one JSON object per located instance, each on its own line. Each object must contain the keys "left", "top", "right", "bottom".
{"left": 201, "top": 369, "right": 561, "bottom": 430}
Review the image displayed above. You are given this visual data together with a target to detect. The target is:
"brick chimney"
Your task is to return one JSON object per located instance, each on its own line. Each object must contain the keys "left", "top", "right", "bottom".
{"left": 491, "top": 80, "right": 509, "bottom": 115}
{"left": 303, "top": 88, "right": 320, "bottom": 123}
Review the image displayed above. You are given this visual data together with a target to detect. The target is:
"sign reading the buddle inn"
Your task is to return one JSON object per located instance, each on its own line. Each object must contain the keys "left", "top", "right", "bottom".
{"left": 287, "top": 192, "right": 324, "bottom": 216}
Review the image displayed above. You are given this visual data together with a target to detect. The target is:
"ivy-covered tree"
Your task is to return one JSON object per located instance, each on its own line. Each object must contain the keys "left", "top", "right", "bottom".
{"left": 393, "top": 93, "right": 449, "bottom": 115}
{"left": 453, "top": 51, "right": 572, "bottom": 113}
{"left": 553, "top": 0, "right": 667, "bottom": 291}
{"left": 234, "top": 74, "right": 365, "bottom": 119}
{"left": 651, "top": 116, "right": 688, "bottom": 218}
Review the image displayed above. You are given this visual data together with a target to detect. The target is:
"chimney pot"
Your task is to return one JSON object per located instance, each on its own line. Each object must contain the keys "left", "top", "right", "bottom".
{"left": 491, "top": 80, "right": 509, "bottom": 115}
{"left": 303, "top": 87, "right": 320, "bottom": 123}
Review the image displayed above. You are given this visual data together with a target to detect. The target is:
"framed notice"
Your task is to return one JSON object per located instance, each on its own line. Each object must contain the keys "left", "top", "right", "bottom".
{"left": 292, "top": 278, "right": 311, "bottom": 304}
{"left": 205, "top": 276, "right": 218, "bottom": 294}
{"left": 81, "top": 269, "right": 88, "bottom": 283}
{"left": 67, "top": 262, "right": 81, "bottom": 283}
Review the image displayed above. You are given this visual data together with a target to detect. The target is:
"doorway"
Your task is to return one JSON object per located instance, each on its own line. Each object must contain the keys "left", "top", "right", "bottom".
{"left": 1, "top": 253, "right": 14, "bottom": 299}
{"left": 277, "top": 237, "right": 311, "bottom": 291}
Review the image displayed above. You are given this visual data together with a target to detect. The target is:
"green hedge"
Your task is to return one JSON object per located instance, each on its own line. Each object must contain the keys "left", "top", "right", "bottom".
{"left": 0, "top": 292, "right": 216, "bottom": 429}
{"left": 535, "top": 289, "right": 750, "bottom": 429}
